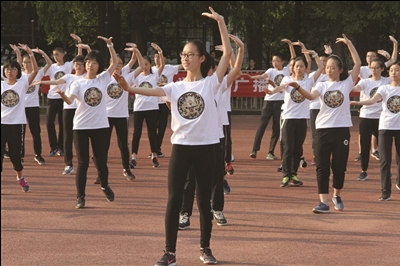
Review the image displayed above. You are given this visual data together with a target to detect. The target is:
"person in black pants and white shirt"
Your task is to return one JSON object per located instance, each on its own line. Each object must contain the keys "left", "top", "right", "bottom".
{"left": 56, "top": 36, "right": 118, "bottom": 209}
{"left": 296, "top": 34, "right": 361, "bottom": 213}
{"left": 351, "top": 60, "right": 400, "bottom": 200}
{"left": 1, "top": 44, "right": 38, "bottom": 192}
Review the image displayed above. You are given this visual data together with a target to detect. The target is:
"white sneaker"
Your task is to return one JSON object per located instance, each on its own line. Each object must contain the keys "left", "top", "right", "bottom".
{"left": 266, "top": 153, "right": 277, "bottom": 160}
{"left": 62, "top": 166, "right": 75, "bottom": 175}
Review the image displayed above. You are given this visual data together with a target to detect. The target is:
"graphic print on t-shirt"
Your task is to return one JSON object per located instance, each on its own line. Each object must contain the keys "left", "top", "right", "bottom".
{"left": 370, "top": 87, "right": 382, "bottom": 102}
{"left": 107, "top": 83, "right": 123, "bottom": 99}
{"left": 84, "top": 87, "right": 102, "bottom": 107}
{"left": 324, "top": 90, "right": 344, "bottom": 108}
{"left": 157, "top": 75, "right": 168, "bottom": 86}
{"left": 1, "top": 89, "right": 19, "bottom": 107}
{"left": 290, "top": 88, "right": 306, "bottom": 103}
{"left": 274, "top": 74, "right": 284, "bottom": 86}
{"left": 54, "top": 71, "right": 66, "bottom": 80}
{"left": 177, "top": 92, "right": 204, "bottom": 119}
{"left": 26, "top": 84, "right": 35, "bottom": 94}
{"left": 139, "top": 81, "right": 153, "bottom": 88}
{"left": 387, "top": 95, "right": 400, "bottom": 114}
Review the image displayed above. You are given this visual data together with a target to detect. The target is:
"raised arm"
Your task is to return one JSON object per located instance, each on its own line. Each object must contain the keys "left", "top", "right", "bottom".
{"left": 32, "top": 47, "right": 52, "bottom": 74}
{"left": 151, "top": 43, "right": 165, "bottom": 77}
{"left": 125, "top": 47, "right": 144, "bottom": 79}
{"left": 18, "top": 44, "right": 38, "bottom": 85}
{"left": 98, "top": 36, "right": 118, "bottom": 75}
{"left": 282, "top": 39, "right": 296, "bottom": 59}
{"left": 226, "top": 34, "right": 244, "bottom": 87}
{"left": 336, "top": 34, "right": 361, "bottom": 83}
{"left": 124, "top": 43, "right": 138, "bottom": 70}
{"left": 378, "top": 36, "right": 398, "bottom": 67}
{"left": 202, "top": 7, "right": 232, "bottom": 82}
{"left": 70, "top": 33, "right": 83, "bottom": 56}
{"left": 10, "top": 44, "right": 22, "bottom": 66}
{"left": 302, "top": 49, "right": 324, "bottom": 82}
{"left": 112, "top": 72, "right": 165, "bottom": 96}
{"left": 293, "top": 41, "right": 312, "bottom": 74}
{"left": 76, "top": 43, "right": 92, "bottom": 54}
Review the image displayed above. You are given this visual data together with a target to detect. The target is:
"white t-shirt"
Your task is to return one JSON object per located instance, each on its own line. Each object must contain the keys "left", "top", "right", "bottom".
{"left": 219, "top": 76, "right": 232, "bottom": 125}
{"left": 263, "top": 66, "right": 290, "bottom": 101}
{"left": 105, "top": 75, "right": 130, "bottom": 118}
{"left": 133, "top": 72, "right": 160, "bottom": 111}
{"left": 376, "top": 84, "right": 400, "bottom": 130}
{"left": 1, "top": 66, "right": 5, "bottom": 80}
{"left": 281, "top": 75, "right": 314, "bottom": 119}
{"left": 358, "top": 77, "right": 390, "bottom": 119}
{"left": 152, "top": 64, "right": 180, "bottom": 104}
{"left": 313, "top": 75, "right": 355, "bottom": 129}
{"left": 215, "top": 76, "right": 229, "bottom": 138}
{"left": 309, "top": 72, "right": 329, "bottom": 110}
{"left": 162, "top": 72, "right": 221, "bottom": 145}
{"left": 61, "top": 74, "right": 86, "bottom": 109}
{"left": 1, "top": 76, "right": 29, "bottom": 124}
{"left": 69, "top": 71, "right": 111, "bottom": 130}
{"left": 359, "top": 62, "right": 389, "bottom": 80}
{"left": 23, "top": 68, "right": 45, "bottom": 108}
{"left": 46, "top": 61, "right": 74, "bottom": 99}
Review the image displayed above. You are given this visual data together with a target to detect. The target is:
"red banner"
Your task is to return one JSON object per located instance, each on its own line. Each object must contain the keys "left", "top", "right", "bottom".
{"left": 41, "top": 71, "right": 360, "bottom": 98}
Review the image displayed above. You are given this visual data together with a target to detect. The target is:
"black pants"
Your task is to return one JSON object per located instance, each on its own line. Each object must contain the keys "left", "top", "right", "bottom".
{"left": 281, "top": 119, "right": 307, "bottom": 178}
{"left": 314, "top": 127, "right": 350, "bottom": 194}
{"left": 223, "top": 111, "right": 232, "bottom": 163}
{"left": 378, "top": 130, "right": 400, "bottom": 196}
{"left": 180, "top": 165, "right": 197, "bottom": 216}
{"left": 165, "top": 143, "right": 217, "bottom": 253}
{"left": 131, "top": 110, "right": 158, "bottom": 154}
{"left": 310, "top": 109, "right": 320, "bottom": 157}
{"left": 73, "top": 128, "right": 109, "bottom": 198}
{"left": 63, "top": 108, "right": 76, "bottom": 167}
{"left": 252, "top": 100, "right": 283, "bottom": 155}
{"left": 359, "top": 118, "right": 379, "bottom": 172}
{"left": 1, "top": 124, "right": 24, "bottom": 172}
{"left": 22, "top": 107, "right": 42, "bottom": 157}
{"left": 106, "top": 117, "right": 130, "bottom": 170}
{"left": 46, "top": 98, "right": 64, "bottom": 152}
{"left": 156, "top": 103, "right": 170, "bottom": 154}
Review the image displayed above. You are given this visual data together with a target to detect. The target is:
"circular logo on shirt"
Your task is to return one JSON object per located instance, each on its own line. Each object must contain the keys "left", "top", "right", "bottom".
{"left": 84, "top": 87, "right": 102, "bottom": 107}
{"left": 107, "top": 83, "right": 123, "bottom": 99}
{"left": 344, "top": 139, "right": 349, "bottom": 146}
{"left": 274, "top": 74, "right": 284, "bottom": 86}
{"left": 177, "top": 92, "right": 204, "bottom": 119}
{"left": 157, "top": 75, "right": 168, "bottom": 86}
{"left": 54, "top": 71, "right": 66, "bottom": 80}
{"left": 290, "top": 88, "right": 306, "bottom": 103}
{"left": 1, "top": 89, "right": 19, "bottom": 107}
{"left": 324, "top": 90, "right": 344, "bottom": 108}
{"left": 139, "top": 81, "right": 153, "bottom": 89}
{"left": 370, "top": 87, "right": 382, "bottom": 103}
{"left": 26, "top": 84, "right": 35, "bottom": 94}
{"left": 387, "top": 95, "right": 400, "bottom": 114}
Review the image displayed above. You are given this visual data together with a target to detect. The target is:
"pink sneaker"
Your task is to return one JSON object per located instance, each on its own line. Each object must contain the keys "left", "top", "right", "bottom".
{"left": 18, "top": 177, "right": 30, "bottom": 192}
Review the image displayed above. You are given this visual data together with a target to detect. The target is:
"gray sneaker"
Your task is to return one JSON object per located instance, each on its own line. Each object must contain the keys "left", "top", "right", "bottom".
{"left": 371, "top": 150, "right": 380, "bottom": 160}
{"left": 357, "top": 171, "right": 368, "bottom": 181}
{"left": 312, "top": 202, "right": 330, "bottom": 213}
{"left": 178, "top": 213, "right": 190, "bottom": 230}
{"left": 213, "top": 210, "right": 227, "bottom": 226}
{"left": 332, "top": 195, "right": 344, "bottom": 211}
{"left": 200, "top": 247, "right": 217, "bottom": 264}
{"left": 62, "top": 166, "right": 75, "bottom": 175}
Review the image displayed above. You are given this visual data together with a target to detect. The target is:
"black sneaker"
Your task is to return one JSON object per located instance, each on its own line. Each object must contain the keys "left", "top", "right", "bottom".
{"left": 56, "top": 149, "right": 64, "bottom": 156}
{"left": 355, "top": 153, "right": 361, "bottom": 161}
{"left": 371, "top": 150, "right": 380, "bottom": 161}
{"left": 93, "top": 177, "right": 101, "bottom": 184}
{"left": 155, "top": 251, "right": 176, "bottom": 266}
{"left": 249, "top": 151, "right": 257, "bottom": 158}
{"left": 178, "top": 212, "right": 190, "bottom": 230}
{"left": 34, "top": 155, "right": 46, "bottom": 165}
{"left": 76, "top": 197, "right": 85, "bottom": 208}
{"left": 300, "top": 157, "right": 307, "bottom": 168}
{"left": 277, "top": 164, "right": 282, "bottom": 172}
{"left": 21, "top": 158, "right": 24, "bottom": 166}
{"left": 157, "top": 152, "right": 165, "bottom": 158}
{"left": 223, "top": 179, "right": 231, "bottom": 195}
{"left": 312, "top": 202, "right": 330, "bottom": 213}
{"left": 199, "top": 247, "right": 217, "bottom": 264}
{"left": 280, "top": 176, "right": 290, "bottom": 187}
{"left": 147, "top": 153, "right": 153, "bottom": 158}
{"left": 213, "top": 210, "right": 227, "bottom": 226}
{"left": 102, "top": 186, "right": 115, "bottom": 202}
{"left": 3, "top": 151, "right": 10, "bottom": 159}
{"left": 290, "top": 175, "right": 303, "bottom": 186}
{"left": 48, "top": 149, "right": 57, "bottom": 156}
{"left": 357, "top": 171, "right": 368, "bottom": 181}
{"left": 378, "top": 194, "right": 391, "bottom": 201}
{"left": 123, "top": 169, "right": 136, "bottom": 181}
{"left": 332, "top": 195, "right": 344, "bottom": 211}
{"left": 129, "top": 159, "right": 137, "bottom": 169}
{"left": 152, "top": 157, "right": 160, "bottom": 168}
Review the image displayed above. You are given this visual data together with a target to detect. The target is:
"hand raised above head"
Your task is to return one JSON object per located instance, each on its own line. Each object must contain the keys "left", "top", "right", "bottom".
{"left": 70, "top": 33, "right": 82, "bottom": 43}
{"left": 229, "top": 34, "right": 244, "bottom": 49}
{"left": 336, "top": 34, "right": 351, "bottom": 45}
{"left": 324, "top": 45, "right": 332, "bottom": 55}
{"left": 98, "top": 36, "right": 113, "bottom": 45}
{"left": 202, "top": 6, "right": 223, "bottom": 22}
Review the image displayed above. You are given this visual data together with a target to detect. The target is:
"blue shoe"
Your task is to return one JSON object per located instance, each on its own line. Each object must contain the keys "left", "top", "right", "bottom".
{"left": 332, "top": 195, "right": 344, "bottom": 211}
{"left": 312, "top": 202, "right": 330, "bottom": 213}
{"left": 48, "top": 150, "right": 57, "bottom": 156}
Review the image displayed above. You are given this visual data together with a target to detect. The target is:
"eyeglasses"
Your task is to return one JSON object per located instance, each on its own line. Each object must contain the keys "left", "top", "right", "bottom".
{"left": 369, "top": 67, "right": 381, "bottom": 70}
{"left": 180, "top": 52, "right": 199, "bottom": 60}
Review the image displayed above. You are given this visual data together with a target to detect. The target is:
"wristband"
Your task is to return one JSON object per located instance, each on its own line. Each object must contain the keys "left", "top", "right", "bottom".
{"left": 296, "top": 85, "right": 301, "bottom": 90}
{"left": 312, "top": 53, "right": 318, "bottom": 58}
{"left": 107, "top": 43, "right": 114, "bottom": 48}
{"left": 158, "top": 50, "right": 163, "bottom": 54}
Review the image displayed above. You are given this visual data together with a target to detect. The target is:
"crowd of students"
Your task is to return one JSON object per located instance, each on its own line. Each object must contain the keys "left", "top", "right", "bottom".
{"left": 1, "top": 6, "right": 399, "bottom": 266}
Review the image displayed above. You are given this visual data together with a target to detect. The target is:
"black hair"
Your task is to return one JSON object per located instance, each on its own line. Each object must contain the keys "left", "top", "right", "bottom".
{"left": 370, "top": 59, "right": 388, "bottom": 77}
{"left": 84, "top": 50, "right": 104, "bottom": 74}
{"left": 186, "top": 40, "right": 211, "bottom": 78}
{"left": 389, "top": 59, "right": 400, "bottom": 70}
{"left": 293, "top": 56, "right": 308, "bottom": 69}
{"left": 143, "top": 55, "right": 153, "bottom": 74}
{"left": 328, "top": 54, "right": 349, "bottom": 81}
{"left": 3, "top": 60, "right": 22, "bottom": 79}
{"left": 73, "top": 55, "right": 85, "bottom": 63}
{"left": 272, "top": 53, "right": 284, "bottom": 61}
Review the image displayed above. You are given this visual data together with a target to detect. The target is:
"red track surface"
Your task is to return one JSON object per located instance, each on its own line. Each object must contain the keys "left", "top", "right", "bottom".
{"left": 1, "top": 114, "right": 399, "bottom": 266}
